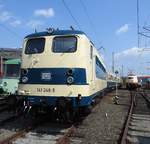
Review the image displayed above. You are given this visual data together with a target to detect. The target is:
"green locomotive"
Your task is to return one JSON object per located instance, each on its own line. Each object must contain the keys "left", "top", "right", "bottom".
{"left": 0, "top": 58, "right": 21, "bottom": 95}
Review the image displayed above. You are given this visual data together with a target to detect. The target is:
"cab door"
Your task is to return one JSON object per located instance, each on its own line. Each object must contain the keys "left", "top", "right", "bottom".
{"left": 90, "top": 45, "right": 96, "bottom": 91}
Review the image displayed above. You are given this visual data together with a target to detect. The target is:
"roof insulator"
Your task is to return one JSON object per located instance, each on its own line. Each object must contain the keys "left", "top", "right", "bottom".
{"left": 46, "top": 28, "right": 55, "bottom": 34}
{"left": 70, "top": 26, "right": 74, "bottom": 30}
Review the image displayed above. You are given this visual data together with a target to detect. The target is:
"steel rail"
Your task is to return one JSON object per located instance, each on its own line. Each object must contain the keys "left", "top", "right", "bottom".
{"left": 0, "top": 114, "right": 19, "bottom": 126}
{"left": 56, "top": 125, "right": 76, "bottom": 144}
{"left": 0, "top": 105, "right": 8, "bottom": 113}
{"left": 120, "top": 91, "right": 135, "bottom": 144}
{"left": 0, "top": 128, "right": 30, "bottom": 144}
{"left": 0, "top": 115, "right": 48, "bottom": 144}
{"left": 0, "top": 102, "right": 6, "bottom": 107}
{"left": 140, "top": 90, "right": 150, "bottom": 104}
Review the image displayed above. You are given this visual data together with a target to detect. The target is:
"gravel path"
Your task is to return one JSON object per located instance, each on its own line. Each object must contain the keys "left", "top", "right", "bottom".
{"left": 71, "top": 89, "right": 130, "bottom": 144}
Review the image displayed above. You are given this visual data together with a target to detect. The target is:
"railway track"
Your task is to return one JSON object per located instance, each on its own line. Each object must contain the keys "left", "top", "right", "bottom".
{"left": 0, "top": 99, "right": 20, "bottom": 126}
{"left": 0, "top": 95, "right": 8, "bottom": 102}
{"left": 12, "top": 123, "right": 78, "bottom": 144}
{"left": 0, "top": 99, "right": 96, "bottom": 144}
{"left": 0, "top": 117, "right": 78, "bottom": 144}
{"left": 0, "top": 105, "right": 8, "bottom": 113}
{"left": 0, "top": 97, "right": 90, "bottom": 144}
{"left": 0, "top": 112, "right": 18, "bottom": 127}
{"left": 120, "top": 90, "right": 150, "bottom": 144}
{"left": 0, "top": 114, "right": 50, "bottom": 144}
{"left": 0, "top": 96, "right": 9, "bottom": 113}
{"left": 0, "top": 89, "right": 130, "bottom": 144}
{"left": 0, "top": 97, "right": 7, "bottom": 106}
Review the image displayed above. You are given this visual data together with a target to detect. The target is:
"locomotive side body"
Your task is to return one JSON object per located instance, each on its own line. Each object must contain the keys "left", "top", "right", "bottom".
{"left": 18, "top": 30, "right": 107, "bottom": 110}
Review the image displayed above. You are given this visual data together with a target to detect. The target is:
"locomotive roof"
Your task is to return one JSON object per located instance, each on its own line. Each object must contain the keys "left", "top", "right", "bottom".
{"left": 25, "top": 30, "right": 85, "bottom": 38}
{"left": 5, "top": 58, "right": 21, "bottom": 65}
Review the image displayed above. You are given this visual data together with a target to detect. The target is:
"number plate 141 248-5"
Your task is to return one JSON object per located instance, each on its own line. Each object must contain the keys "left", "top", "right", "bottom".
{"left": 37, "top": 88, "right": 55, "bottom": 93}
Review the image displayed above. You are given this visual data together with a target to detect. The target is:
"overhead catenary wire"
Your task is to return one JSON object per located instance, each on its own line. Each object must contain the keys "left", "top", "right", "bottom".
{"left": 62, "top": 0, "right": 81, "bottom": 30}
{"left": 0, "top": 22, "right": 22, "bottom": 39}
{"left": 62, "top": 0, "right": 104, "bottom": 51}
{"left": 79, "top": 0, "right": 102, "bottom": 49}
{"left": 137, "top": 0, "right": 140, "bottom": 48}
{"left": 136, "top": 0, "right": 146, "bottom": 75}
{"left": 137, "top": 0, "right": 150, "bottom": 74}
{"left": 137, "top": 0, "right": 150, "bottom": 48}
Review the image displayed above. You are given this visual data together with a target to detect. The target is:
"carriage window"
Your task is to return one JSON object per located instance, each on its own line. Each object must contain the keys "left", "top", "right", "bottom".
{"left": 95, "top": 56, "right": 106, "bottom": 79}
{"left": 25, "top": 38, "right": 45, "bottom": 54}
{"left": 53, "top": 37, "right": 77, "bottom": 53}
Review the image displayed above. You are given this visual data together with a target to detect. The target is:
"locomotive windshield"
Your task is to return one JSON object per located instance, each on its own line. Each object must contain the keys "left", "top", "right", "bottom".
{"left": 25, "top": 38, "right": 45, "bottom": 54}
{"left": 5, "top": 64, "right": 20, "bottom": 77}
{"left": 52, "top": 36, "right": 77, "bottom": 53}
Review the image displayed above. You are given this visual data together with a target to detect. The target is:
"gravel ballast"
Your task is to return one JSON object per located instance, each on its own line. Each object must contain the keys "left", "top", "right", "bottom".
{"left": 71, "top": 89, "right": 130, "bottom": 144}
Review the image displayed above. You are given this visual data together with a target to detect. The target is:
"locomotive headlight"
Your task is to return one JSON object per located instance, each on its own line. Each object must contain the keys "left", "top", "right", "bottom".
{"left": 67, "top": 76, "right": 74, "bottom": 84}
{"left": 22, "top": 69, "right": 28, "bottom": 75}
{"left": 18, "top": 90, "right": 25, "bottom": 94}
{"left": 22, "top": 76, "right": 28, "bottom": 83}
{"left": 67, "top": 69, "right": 73, "bottom": 76}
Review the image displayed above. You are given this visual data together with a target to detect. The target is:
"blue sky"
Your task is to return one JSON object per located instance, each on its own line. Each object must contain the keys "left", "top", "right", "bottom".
{"left": 0, "top": 0, "right": 150, "bottom": 75}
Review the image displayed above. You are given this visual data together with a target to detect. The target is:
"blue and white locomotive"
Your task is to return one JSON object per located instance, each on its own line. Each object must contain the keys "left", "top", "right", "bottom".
{"left": 18, "top": 29, "right": 107, "bottom": 118}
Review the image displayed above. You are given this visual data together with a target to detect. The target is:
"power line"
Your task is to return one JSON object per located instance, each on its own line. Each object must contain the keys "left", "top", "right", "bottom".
{"left": 0, "top": 22, "right": 21, "bottom": 39}
{"left": 137, "top": 1, "right": 150, "bottom": 45}
{"left": 143, "top": 26, "right": 150, "bottom": 32}
{"left": 139, "top": 32, "right": 150, "bottom": 39}
{"left": 137, "top": 0, "right": 140, "bottom": 48}
{"left": 62, "top": 0, "right": 81, "bottom": 30}
{"left": 79, "top": 0, "right": 102, "bottom": 48}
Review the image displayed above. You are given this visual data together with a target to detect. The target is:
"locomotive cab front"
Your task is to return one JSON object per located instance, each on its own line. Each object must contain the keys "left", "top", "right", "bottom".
{"left": 18, "top": 30, "right": 93, "bottom": 112}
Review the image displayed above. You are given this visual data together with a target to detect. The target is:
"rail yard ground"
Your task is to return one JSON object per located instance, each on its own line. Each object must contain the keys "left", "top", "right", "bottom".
{"left": 122, "top": 89, "right": 150, "bottom": 144}
{"left": 0, "top": 89, "right": 149, "bottom": 144}
{"left": 72, "top": 89, "right": 130, "bottom": 144}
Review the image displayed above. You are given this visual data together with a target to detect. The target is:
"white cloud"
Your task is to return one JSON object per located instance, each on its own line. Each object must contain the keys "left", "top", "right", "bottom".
{"left": 116, "top": 24, "right": 129, "bottom": 35}
{"left": 34, "top": 8, "right": 54, "bottom": 18}
{"left": 0, "top": 8, "right": 22, "bottom": 28}
{"left": 115, "top": 47, "right": 150, "bottom": 60}
{"left": 114, "top": 47, "right": 150, "bottom": 75}
{"left": 0, "top": 11, "right": 12, "bottom": 22}
{"left": 10, "top": 20, "right": 21, "bottom": 27}
{"left": 115, "top": 47, "right": 140, "bottom": 58}
{"left": 26, "top": 20, "right": 44, "bottom": 28}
